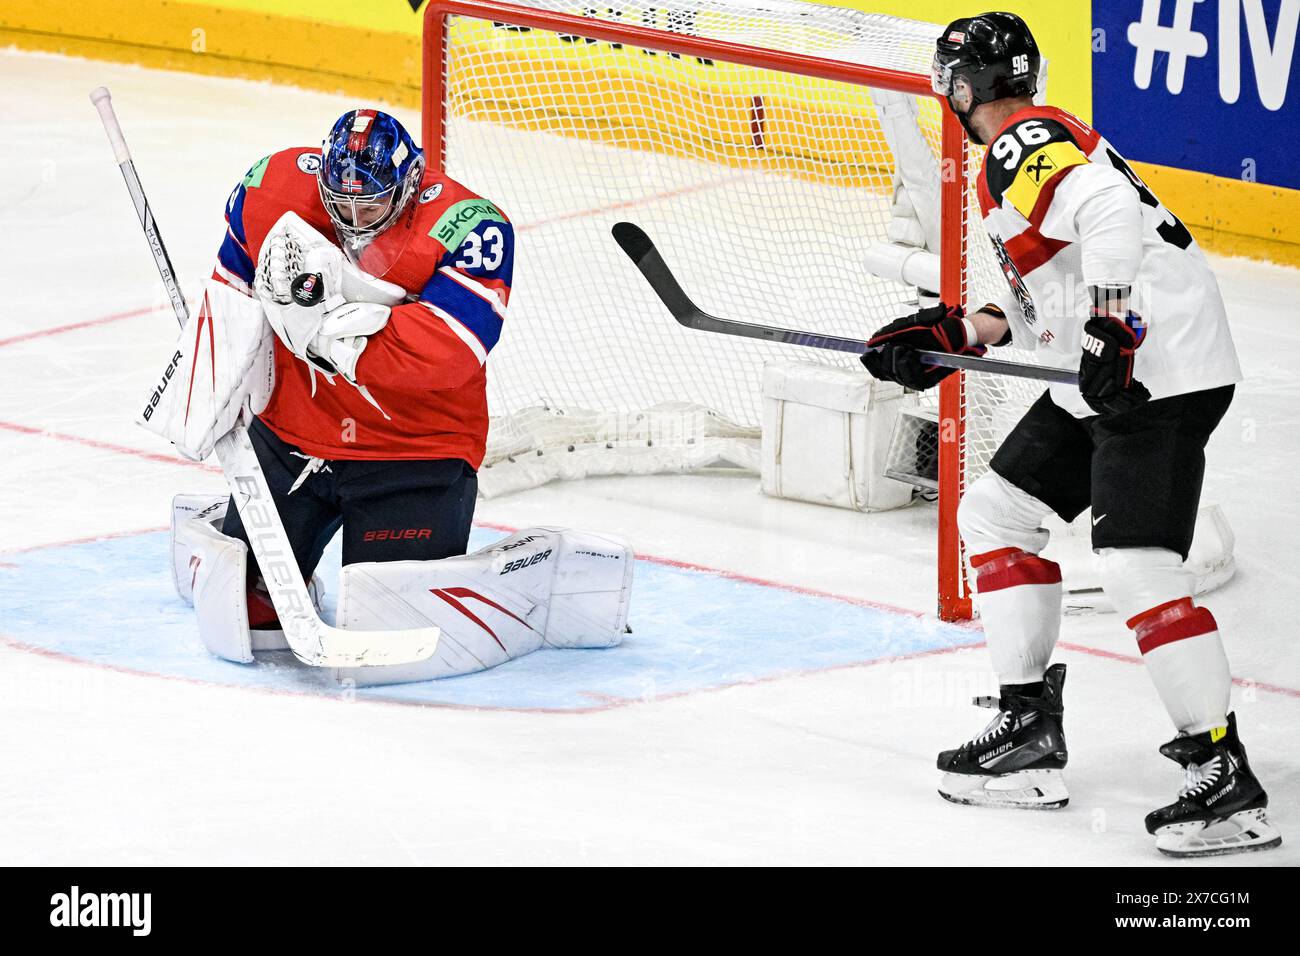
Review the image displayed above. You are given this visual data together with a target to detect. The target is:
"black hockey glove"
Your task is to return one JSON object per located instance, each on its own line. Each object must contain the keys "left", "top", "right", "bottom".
{"left": 1079, "top": 310, "right": 1151, "bottom": 416}
{"left": 860, "top": 303, "right": 985, "bottom": 391}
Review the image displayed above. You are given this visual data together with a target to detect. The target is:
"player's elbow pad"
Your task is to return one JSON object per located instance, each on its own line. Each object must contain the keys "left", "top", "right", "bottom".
{"left": 1071, "top": 169, "right": 1143, "bottom": 288}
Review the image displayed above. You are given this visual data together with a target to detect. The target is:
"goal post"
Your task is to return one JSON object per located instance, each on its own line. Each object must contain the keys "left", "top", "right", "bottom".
{"left": 421, "top": 0, "right": 989, "bottom": 620}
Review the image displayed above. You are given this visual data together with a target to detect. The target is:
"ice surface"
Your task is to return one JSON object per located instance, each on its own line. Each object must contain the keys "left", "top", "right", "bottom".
{"left": 0, "top": 51, "right": 1295, "bottom": 865}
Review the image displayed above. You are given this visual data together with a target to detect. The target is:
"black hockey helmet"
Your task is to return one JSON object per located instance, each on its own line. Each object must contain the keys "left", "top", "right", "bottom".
{"left": 932, "top": 12, "right": 1040, "bottom": 144}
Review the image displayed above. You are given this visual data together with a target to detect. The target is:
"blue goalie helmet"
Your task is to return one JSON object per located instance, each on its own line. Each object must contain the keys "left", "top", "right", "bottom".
{"left": 318, "top": 109, "right": 425, "bottom": 246}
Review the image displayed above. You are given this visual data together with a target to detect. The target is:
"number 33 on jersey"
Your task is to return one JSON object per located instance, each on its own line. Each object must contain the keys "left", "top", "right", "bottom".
{"left": 412, "top": 195, "right": 515, "bottom": 368}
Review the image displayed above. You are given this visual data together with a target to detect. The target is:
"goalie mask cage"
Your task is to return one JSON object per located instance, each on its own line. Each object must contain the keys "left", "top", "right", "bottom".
{"left": 422, "top": 0, "right": 1042, "bottom": 621}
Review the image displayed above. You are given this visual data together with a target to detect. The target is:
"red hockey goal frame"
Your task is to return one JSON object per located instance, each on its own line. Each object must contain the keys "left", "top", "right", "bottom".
{"left": 422, "top": 0, "right": 975, "bottom": 621}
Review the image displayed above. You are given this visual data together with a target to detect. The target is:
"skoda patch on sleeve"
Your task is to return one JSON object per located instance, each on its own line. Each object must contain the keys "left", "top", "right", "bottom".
{"left": 242, "top": 155, "right": 272, "bottom": 189}
{"left": 429, "top": 199, "right": 505, "bottom": 250}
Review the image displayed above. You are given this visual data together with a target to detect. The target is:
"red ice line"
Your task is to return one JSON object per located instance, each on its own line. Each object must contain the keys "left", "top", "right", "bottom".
{"left": 0, "top": 420, "right": 221, "bottom": 474}
{"left": 0, "top": 304, "right": 168, "bottom": 348}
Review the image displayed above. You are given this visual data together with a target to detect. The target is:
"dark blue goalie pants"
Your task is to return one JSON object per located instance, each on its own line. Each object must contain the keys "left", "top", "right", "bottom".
{"left": 221, "top": 416, "right": 478, "bottom": 583}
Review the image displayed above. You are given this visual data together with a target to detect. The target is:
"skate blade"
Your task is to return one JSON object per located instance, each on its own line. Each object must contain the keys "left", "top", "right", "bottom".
{"left": 1155, "top": 807, "right": 1283, "bottom": 858}
{"left": 938, "top": 770, "right": 1068, "bottom": 810}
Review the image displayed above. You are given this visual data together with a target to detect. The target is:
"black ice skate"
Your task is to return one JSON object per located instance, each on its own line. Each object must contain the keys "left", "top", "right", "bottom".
{"left": 1145, "top": 712, "right": 1282, "bottom": 858}
{"left": 937, "top": 663, "right": 1068, "bottom": 809}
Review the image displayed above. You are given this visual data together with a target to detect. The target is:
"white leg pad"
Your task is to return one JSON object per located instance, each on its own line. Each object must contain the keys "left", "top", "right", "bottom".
{"left": 956, "top": 472, "right": 1053, "bottom": 558}
{"left": 171, "top": 493, "right": 231, "bottom": 604}
{"left": 172, "top": 493, "right": 323, "bottom": 660}
{"left": 177, "top": 516, "right": 256, "bottom": 664}
{"left": 334, "top": 527, "right": 633, "bottom": 686}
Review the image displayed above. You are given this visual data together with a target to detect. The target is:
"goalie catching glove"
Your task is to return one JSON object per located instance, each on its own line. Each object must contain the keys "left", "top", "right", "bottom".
{"left": 301, "top": 299, "right": 390, "bottom": 383}
{"left": 255, "top": 211, "right": 405, "bottom": 384}
{"left": 860, "top": 302, "right": 985, "bottom": 390}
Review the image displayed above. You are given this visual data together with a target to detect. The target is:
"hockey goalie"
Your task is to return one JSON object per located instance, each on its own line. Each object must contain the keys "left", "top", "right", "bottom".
{"left": 861, "top": 13, "right": 1280, "bottom": 858}
{"left": 139, "top": 108, "right": 632, "bottom": 682}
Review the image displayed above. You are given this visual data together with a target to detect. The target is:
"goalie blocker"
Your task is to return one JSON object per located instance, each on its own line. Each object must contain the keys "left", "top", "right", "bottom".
{"left": 172, "top": 495, "right": 633, "bottom": 684}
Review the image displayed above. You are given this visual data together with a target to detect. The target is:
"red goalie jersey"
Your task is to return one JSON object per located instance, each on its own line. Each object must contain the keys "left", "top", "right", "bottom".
{"left": 213, "top": 147, "right": 513, "bottom": 466}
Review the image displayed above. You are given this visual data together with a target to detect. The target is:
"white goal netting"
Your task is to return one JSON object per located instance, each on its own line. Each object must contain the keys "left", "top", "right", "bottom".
{"left": 427, "top": 0, "right": 1045, "bottom": 611}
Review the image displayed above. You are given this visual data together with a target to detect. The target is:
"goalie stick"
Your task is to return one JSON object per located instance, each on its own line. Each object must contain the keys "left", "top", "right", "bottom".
{"left": 611, "top": 222, "right": 1079, "bottom": 386}
{"left": 90, "top": 87, "right": 439, "bottom": 669}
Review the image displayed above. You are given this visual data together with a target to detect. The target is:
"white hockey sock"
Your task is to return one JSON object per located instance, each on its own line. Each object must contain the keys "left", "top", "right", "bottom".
{"left": 970, "top": 547, "right": 1063, "bottom": 686}
{"left": 1129, "top": 598, "right": 1231, "bottom": 735}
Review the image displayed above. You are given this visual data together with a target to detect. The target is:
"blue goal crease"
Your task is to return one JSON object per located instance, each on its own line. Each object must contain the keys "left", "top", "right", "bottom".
{"left": 0, "top": 528, "right": 979, "bottom": 711}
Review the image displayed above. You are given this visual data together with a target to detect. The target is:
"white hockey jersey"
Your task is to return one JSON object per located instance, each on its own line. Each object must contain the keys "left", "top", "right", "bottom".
{"left": 976, "top": 106, "right": 1242, "bottom": 418}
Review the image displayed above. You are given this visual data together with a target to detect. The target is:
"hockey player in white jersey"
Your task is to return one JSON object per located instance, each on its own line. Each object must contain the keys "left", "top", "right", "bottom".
{"left": 860, "top": 12, "right": 1279, "bottom": 857}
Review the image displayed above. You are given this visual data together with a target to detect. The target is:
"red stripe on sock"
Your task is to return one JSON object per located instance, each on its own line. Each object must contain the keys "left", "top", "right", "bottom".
{"left": 1131, "top": 598, "right": 1218, "bottom": 655}
{"left": 970, "top": 548, "right": 1062, "bottom": 593}
{"left": 1126, "top": 597, "right": 1190, "bottom": 631}
{"left": 969, "top": 547, "right": 1020, "bottom": 569}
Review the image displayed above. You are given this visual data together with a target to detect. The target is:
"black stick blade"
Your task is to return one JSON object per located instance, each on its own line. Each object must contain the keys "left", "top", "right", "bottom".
{"left": 611, "top": 221, "right": 699, "bottom": 323}
{"left": 611, "top": 221, "right": 653, "bottom": 264}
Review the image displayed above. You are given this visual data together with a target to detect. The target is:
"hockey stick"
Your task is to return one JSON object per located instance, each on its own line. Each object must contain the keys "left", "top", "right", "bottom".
{"left": 611, "top": 222, "right": 1079, "bottom": 386}
{"left": 91, "top": 87, "right": 439, "bottom": 669}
